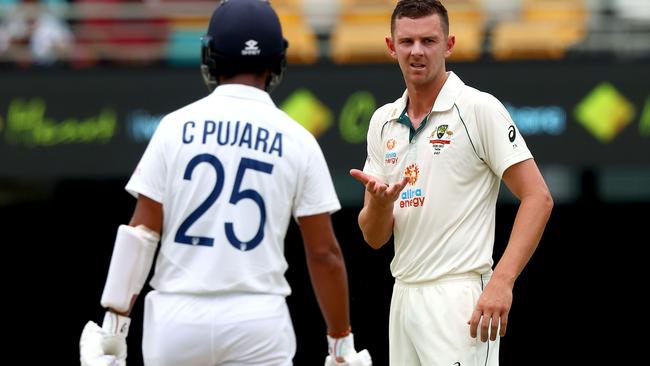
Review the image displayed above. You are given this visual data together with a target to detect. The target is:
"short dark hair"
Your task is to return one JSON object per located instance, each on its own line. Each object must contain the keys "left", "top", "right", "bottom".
{"left": 391, "top": 0, "right": 449, "bottom": 36}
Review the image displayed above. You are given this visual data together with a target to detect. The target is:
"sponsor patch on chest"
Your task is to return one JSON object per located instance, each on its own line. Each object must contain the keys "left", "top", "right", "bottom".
{"left": 384, "top": 138, "right": 399, "bottom": 164}
{"left": 429, "top": 124, "right": 453, "bottom": 155}
{"left": 398, "top": 163, "right": 426, "bottom": 208}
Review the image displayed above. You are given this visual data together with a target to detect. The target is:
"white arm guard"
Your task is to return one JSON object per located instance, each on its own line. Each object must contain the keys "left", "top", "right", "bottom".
{"left": 80, "top": 311, "right": 130, "bottom": 366}
{"left": 100, "top": 225, "right": 159, "bottom": 313}
{"left": 324, "top": 333, "right": 373, "bottom": 366}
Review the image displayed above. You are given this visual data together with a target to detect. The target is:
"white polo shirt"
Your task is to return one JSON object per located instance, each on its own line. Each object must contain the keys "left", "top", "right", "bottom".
{"left": 126, "top": 84, "right": 340, "bottom": 296}
{"left": 363, "top": 72, "right": 532, "bottom": 284}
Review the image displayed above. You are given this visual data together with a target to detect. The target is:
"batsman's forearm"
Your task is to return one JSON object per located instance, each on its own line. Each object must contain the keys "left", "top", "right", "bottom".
{"left": 306, "top": 249, "right": 350, "bottom": 335}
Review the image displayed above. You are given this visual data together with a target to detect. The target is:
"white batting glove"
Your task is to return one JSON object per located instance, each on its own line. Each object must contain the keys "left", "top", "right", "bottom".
{"left": 324, "top": 332, "right": 373, "bottom": 366}
{"left": 80, "top": 311, "right": 130, "bottom": 366}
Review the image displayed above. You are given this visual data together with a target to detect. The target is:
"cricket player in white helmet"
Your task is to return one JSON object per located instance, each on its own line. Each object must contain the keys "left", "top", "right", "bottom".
{"left": 79, "top": 0, "right": 372, "bottom": 365}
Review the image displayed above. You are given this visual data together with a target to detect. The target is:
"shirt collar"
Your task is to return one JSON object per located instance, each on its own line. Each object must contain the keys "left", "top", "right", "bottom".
{"left": 386, "top": 71, "right": 465, "bottom": 121}
{"left": 210, "top": 84, "right": 275, "bottom": 106}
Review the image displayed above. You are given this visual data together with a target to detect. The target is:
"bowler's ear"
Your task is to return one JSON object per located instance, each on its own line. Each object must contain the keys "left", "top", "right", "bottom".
{"left": 444, "top": 34, "right": 455, "bottom": 58}
{"left": 386, "top": 36, "right": 396, "bottom": 58}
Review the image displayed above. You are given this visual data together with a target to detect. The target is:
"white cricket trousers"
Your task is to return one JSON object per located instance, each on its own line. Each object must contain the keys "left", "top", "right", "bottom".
{"left": 389, "top": 272, "right": 500, "bottom": 366}
{"left": 142, "top": 291, "right": 296, "bottom": 366}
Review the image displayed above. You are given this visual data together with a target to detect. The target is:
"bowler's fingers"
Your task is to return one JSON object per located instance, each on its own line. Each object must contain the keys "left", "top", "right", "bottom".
{"left": 469, "top": 311, "right": 506, "bottom": 342}
{"left": 480, "top": 311, "right": 491, "bottom": 342}
{"left": 499, "top": 312, "right": 508, "bottom": 337}
{"left": 387, "top": 176, "right": 409, "bottom": 196}
{"left": 367, "top": 180, "right": 388, "bottom": 195}
{"left": 486, "top": 310, "right": 508, "bottom": 341}
{"left": 468, "top": 309, "right": 481, "bottom": 338}
{"left": 350, "top": 169, "right": 387, "bottom": 194}
{"left": 489, "top": 313, "right": 499, "bottom": 341}
{"left": 351, "top": 168, "right": 408, "bottom": 201}
{"left": 349, "top": 169, "right": 371, "bottom": 185}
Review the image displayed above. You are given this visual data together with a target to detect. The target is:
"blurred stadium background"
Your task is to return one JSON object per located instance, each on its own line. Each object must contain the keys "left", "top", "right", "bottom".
{"left": 1, "top": 0, "right": 648, "bottom": 364}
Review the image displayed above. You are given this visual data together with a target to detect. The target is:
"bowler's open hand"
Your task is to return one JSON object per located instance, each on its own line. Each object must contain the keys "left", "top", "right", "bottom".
{"left": 350, "top": 169, "right": 409, "bottom": 206}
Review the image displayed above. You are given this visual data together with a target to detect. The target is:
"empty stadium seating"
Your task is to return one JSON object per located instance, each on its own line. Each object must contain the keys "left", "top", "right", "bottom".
{"left": 491, "top": 0, "right": 588, "bottom": 60}
{"left": 0, "top": 0, "right": 647, "bottom": 66}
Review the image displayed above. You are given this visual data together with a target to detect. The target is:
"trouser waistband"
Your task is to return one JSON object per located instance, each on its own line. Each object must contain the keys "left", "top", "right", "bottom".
{"left": 395, "top": 270, "right": 492, "bottom": 287}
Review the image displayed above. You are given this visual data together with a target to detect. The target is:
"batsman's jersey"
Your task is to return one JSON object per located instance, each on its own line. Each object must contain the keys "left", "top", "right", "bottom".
{"left": 363, "top": 72, "right": 532, "bottom": 284}
{"left": 126, "top": 84, "right": 340, "bottom": 296}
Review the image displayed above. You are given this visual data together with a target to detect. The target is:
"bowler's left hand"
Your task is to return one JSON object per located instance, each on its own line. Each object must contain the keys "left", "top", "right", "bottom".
{"left": 468, "top": 277, "right": 512, "bottom": 342}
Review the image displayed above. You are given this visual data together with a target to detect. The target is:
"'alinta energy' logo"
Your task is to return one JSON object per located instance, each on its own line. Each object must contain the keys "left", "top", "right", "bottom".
{"left": 385, "top": 138, "right": 398, "bottom": 164}
{"left": 574, "top": 83, "right": 635, "bottom": 143}
{"left": 399, "top": 163, "right": 425, "bottom": 208}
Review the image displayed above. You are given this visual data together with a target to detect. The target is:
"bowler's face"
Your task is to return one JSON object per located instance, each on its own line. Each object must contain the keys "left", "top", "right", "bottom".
{"left": 387, "top": 14, "right": 454, "bottom": 88}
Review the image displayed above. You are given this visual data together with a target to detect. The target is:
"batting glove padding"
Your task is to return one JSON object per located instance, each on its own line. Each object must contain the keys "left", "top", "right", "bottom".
{"left": 325, "top": 333, "right": 373, "bottom": 366}
{"left": 79, "top": 312, "right": 130, "bottom": 366}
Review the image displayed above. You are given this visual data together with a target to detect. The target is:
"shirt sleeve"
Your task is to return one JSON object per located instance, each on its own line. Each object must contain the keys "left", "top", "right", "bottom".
{"left": 475, "top": 93, "right": 533, "bottom": 178}
{"left": 125, "top": 118, "right": 168, "bottom": 203}
{"left": 362, "top": 108, "right": 388, "bottom": 182}
{"left": 293, "top": 135, "right": 341, "bottom": 218}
